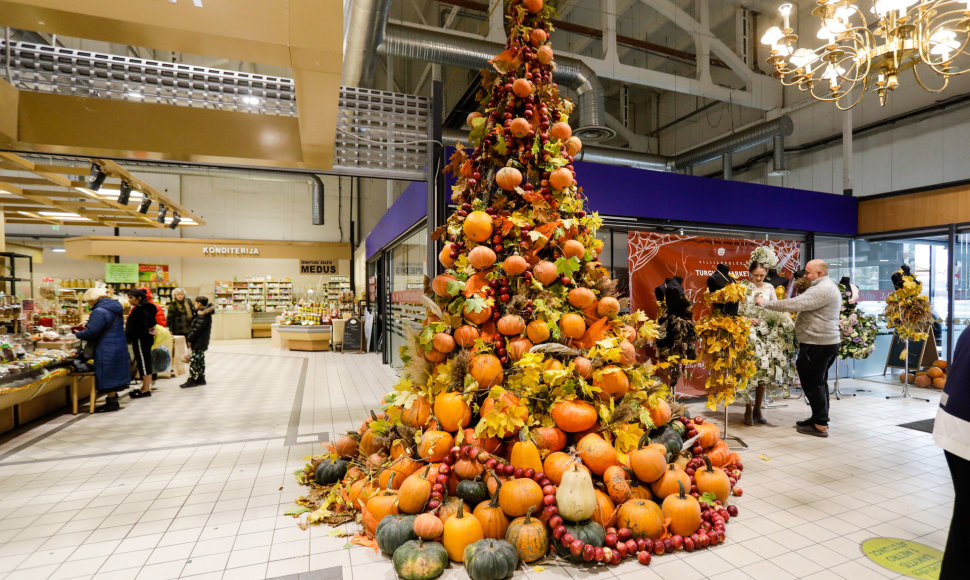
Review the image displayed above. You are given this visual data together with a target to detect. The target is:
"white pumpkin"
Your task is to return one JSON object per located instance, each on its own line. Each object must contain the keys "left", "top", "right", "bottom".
{"left": 555, "top": 464, "right": 597, "bottom": 522}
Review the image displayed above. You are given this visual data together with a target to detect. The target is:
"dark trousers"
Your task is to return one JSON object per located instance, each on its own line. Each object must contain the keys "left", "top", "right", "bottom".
{"left": 942, "top": 451, "right": 970, "bottom": 579}
{"left": 795, "top": 343, "right": 838, "bottom": 426}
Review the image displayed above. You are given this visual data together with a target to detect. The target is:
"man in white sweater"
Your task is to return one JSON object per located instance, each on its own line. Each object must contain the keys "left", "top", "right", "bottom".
{"left": 755, "top": 259, "right": 841, "bottom": 437}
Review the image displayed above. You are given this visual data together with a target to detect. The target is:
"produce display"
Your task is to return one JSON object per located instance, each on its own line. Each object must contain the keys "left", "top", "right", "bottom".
{"left": 292, "top": 1, "right": 746, "bottom": 576}
{"left": 905, "top": 359, "right": 948, "bottom": 389}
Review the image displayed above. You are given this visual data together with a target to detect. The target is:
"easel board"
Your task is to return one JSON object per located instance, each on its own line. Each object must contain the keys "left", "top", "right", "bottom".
{"left": 883, "top": 329, "right": 938, "bottom": 373}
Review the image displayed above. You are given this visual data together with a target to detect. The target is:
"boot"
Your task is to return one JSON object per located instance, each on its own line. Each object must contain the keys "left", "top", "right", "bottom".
{"left": 180, "top": 377, "right": 200, "bottom": 389}
{"left": 197, "top": 376, "right": 206, "bottom": 385}
{"left": 95, "top": 395, "right": 121, "bottom": 413}
{"left": 754, "top": 385, "right": 767, "bottom": 424}
{"left": 743, "top": 405, "right": 754, "bottom": 426}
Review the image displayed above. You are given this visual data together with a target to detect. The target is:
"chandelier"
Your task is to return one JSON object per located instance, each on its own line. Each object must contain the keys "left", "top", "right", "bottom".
{"left": 761, "top": 1, "right": 970, "bottom": 109}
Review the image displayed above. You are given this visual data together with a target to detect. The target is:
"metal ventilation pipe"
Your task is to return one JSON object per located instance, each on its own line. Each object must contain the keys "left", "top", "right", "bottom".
{"left": 341, "top": 0, "right": 393, "bottom": 87}
{"left": 768, "top": 135, "right": 790, "bottom": 176}
{"left": 722, "top": 152, "right": 733, "bottom": 180}
{"left": 441, "top": 129, "right": 666, "bottom": 171}
{"left": 311, "top": 175, "right": 325, "bottom": 224}
{"left": 672, "top": 116, "right": 793, "bottom": 171}
{"left": 378, "top": 23, "right": 615, "bottom": 142}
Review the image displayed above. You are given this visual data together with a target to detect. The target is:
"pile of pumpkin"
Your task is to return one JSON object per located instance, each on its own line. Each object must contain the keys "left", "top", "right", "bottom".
{"left": 903, "top": 359, "right": 948, "bottom": 389}
{"left": 308, "top": 412, "right": 743, "bottom": 579}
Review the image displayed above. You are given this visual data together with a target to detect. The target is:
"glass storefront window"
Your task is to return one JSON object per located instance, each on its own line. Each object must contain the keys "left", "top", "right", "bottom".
{"left": 387, "top": 227, "right": 428, "bottom": 369}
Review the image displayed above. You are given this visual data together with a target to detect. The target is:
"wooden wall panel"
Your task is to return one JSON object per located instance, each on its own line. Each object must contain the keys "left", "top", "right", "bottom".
{"left": 857, "top": 185, "right": 970, "bottom": 234}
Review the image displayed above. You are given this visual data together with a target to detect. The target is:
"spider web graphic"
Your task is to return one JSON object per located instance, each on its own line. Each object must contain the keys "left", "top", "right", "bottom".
{"left": 628, "top": 233, "right": 689, "bottom": 276}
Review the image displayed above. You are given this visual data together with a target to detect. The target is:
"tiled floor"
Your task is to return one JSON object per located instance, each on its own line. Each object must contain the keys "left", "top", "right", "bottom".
{"left": 0, "top": 340, "right": 953, "bottom": 579}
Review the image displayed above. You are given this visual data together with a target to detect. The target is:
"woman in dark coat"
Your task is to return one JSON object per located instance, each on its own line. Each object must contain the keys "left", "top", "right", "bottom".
{"left": 167, "top": 288, "right": 195, "bottom": 336}
{"left": 76, "top": 288, "right": 129, "bottom": 413}
{"left": 181, "top": 297, "right": 214, "bottom": 388}
{"left": 126, "top": 288, "right": 157, "bottom": 399}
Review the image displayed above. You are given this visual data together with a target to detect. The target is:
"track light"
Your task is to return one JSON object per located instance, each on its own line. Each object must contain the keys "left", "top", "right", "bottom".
{"left": 87, "top": 163, "right": 107, "bottom": 191}
{"left": 118, "top": 180, "right": 132, "bottom": 205}
{"left": 158, "top": 204, "right": 167, "bottom": 224}
{"left": 169, "top": 212, "right": 180, "bottom": 229}
{"left": 138, "top": 197, "right": 152, "bottom": 214}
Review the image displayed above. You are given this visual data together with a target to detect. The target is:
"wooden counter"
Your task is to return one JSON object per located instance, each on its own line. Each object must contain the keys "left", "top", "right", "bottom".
{"left": 212, "top": 311, "right": 253, "bottom": 340}
{"left": 274, "top": 324, "right": 332, "bottom": 351}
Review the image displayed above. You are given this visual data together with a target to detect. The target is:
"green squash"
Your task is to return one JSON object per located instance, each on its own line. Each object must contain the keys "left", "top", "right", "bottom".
{"left": 669, "top": 418, "right": 687, "bottom": 437}
{"left": 552, "top": 519, "right": 605, "bottom": 562}
{"left": 393, "top": 539, "right": 449, "bottom": 580}
{"left": 376, "top": 514, "right": 418, "bottom": 556}
{"left": 463, "top": 538, "right": 519, "bottom": 580}
{"left": 650, "top": 425, "right": 683, "bottom": 459}
{"left": 314, "top": 458, "right": 348, "bottom": 485}
{"left": 456, "top": 478, "right": 489, "bottom": 506}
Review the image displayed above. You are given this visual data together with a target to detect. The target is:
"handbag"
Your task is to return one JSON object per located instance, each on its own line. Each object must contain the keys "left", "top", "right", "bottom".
{"left": 80, "top": 340, "right": 97, "bottom": 361}
{"left": 74, "top": 340, "right": 96, "bottom": 372}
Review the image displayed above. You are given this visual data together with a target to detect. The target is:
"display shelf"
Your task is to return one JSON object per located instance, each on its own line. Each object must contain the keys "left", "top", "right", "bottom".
{"left": 214, "top": 277, "right": 292, "bottom": 312}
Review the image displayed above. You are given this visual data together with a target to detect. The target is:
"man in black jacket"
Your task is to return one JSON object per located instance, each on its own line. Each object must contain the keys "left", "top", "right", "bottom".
{"left": 181, "top": 296, "right": 214, "bottom": 388}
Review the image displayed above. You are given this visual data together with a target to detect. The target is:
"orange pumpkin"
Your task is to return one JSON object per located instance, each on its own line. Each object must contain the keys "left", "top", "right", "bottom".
{"left": 402, "top": 396, "right": 433, "bottom": 428}
{"left": 529, "top": 27, "right": 547, "bottom": 46}
{"left": 532, "top": 426, "right": 567, "bottom": 452}
{"left": 473, "top": 490, "right": 510, "bottom": 540}
{"left": 497, "top": 315, "right": 525, "bottom": 336}
{"left": 345, "top": 477, "right": 378, "bottom": 509}
{"left": 503, "top": 255, "right": 528, "bottom": 275}
{"left": 524, "top": 0, "right": 543, "bottom": 14}
{"left": 594, "top": 366, "right": 630, "bottom": 399}
{"left": 564, "top": 136, "right": 582, "bottom": 156}
{"left": 559, "top": 313, "right": 586, "bottom": 339}
{"left": 543, "top": 452, "right": 589, "bottom": 485}
{"left": 696, "top": 422, "right": 720, "bottom": 448}
{"left": 414, "top": 512, "right": 444, "bottom": 540}
{"left": 398, "top": 466, "right": 433, "bottom": 514}
{"left": 648, "top": 398, "right": 672, "bottom": 427}
{"left": 551, "top": 399, "right": 598, "bottom": 433}
{"left": 498, "top": 478, "right": 543, "bottom": 517}
{"left": 537, "top": 44, "right": 554, "bottom": 65}
{"left": 591, "top": 489, "right": 616, "bottom": 529}
{"left": 454, "top": 325, "right": 481, "bottom": 348}
{"left": 434, "top": 392, "right": 471, "bottom": 432}
{"left": 432, "top": 274, "right": 456, "bottom": 297}
{"left": 379, "top": 457, "right": 421, "bottom": 490}
{"left": 432, "top": 332, "right": 456, "bottom": 354}
{"left": 533, "top": 261, "right": 559, "bottom": 285}
{"left": 442, "top": 501, "right": 484, "bottom": 562}
{"left": 603, "top": 465, "right": 634, "bottom": 505}
{"left": 463, "top": 428, "right": 501, "bottom": 453}
{"left": 550, "top": 121, "right": 572, "bottom": 141}
{"left": 662, "top": 481, "right": 701, "bottom": 537}
{"left": 507, "top": 337, "right": 533, "bottom": 361}
{"left": 576, "top": 433, "right": 619, "bottom": 475}
{"left": 616, "top": 498, "right": 665, "bottom": 540}
{"left": 512, "top": 78, "right": 533, "bottom": 98}
{"left": 572, "top": 356, "right": 593, "bottom": 379}
{"left": 618, "top": 341, "right": 637, "bottom": 366}
{"left": 470, "top": 354, "right": 504, "bottom": 388}
{"left": 695, "top": 456, "right": 731, "bottom": 502}
{"left": 469, "top": 246, "right": 497, "bottom": 270}
{"left": 463, "top": 211, "right": 493, "bottom": 242}
{"left": 418, "top": 430, "right": 454, "bottom": 462}
{"left": 549, "top": 167, "right": 574, "bottom": 190}
{"left": 362, "top": 475, "right": 400, "bottom": 536}
{"left": 496, "top": 166, "right": 523, "bottom": 191}
{"left": 526, "top": 320, "right": 550, "bottom": 343}
{"left": 479, "top": 391, "right": 526, "bottom": 438}
{"left": 466, "top": 111, "right": 483, "bottom": 127}
{"left": 650, "top": 464, "right": 691, "bottom": 500}
{"left": 359, "top": 428, "right": 384, "bottom": 456}
{"left": 510, "top": 435, "right": 544, "bottom": 474}
{"left": 439, "top": 495, "right": 470, "bottom": 524}
{"left": 707, "top": 440, "right": 731, "bottom": 468}
{"left": 463, "top": 302, "right": 493, "bottom": 325}
{"left": 510, "top": 117, "right": 531, "bottom": 138}
{"left": 628, "top": 438, "right": 667, "bottom": 483}
{"left": 596, "top": 296, "right": 620, "bottom": 317}
{"left": 439, "top": 244, "right": 456, "bottom": 269}
{"left": 567, "top": 287, "right": 596, "bottom": 309}
{"left": 425, "top": 348, "right": 447, "bottom": 363}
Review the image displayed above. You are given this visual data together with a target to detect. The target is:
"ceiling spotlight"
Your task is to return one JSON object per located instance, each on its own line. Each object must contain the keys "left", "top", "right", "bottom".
{"left": 169, "top": 212, "right": 181, "bottom": 229}
{"left": 118, "top": 180, "right": 132, "bottom": 205}
{"left": 138, "top": 197, "right": 152, "bottom": 214}
{"left": 87, "top": 163, "right": 107, "bottom": 191}
{"left": 158, "top": 204, "right": 167, "bottom": 224}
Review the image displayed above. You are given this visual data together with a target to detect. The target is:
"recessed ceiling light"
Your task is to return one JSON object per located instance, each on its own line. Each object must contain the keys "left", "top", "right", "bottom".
{"left": 126, "top": 92, "right": 144, "bottom": 99}
{"left": 51, "top": 248, "right": 66, "bottom": 253}
{"left": 38, "top": 211, "right": 92, "bottom": 221}
{"left": 241, "top": 95, "right": 261, "bottom": 106}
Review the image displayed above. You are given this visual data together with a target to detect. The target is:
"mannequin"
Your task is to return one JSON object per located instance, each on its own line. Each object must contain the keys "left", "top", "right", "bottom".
{"left": 656, "top": 277, "right": 696, "bottom": 392}
{"left": 891, "top": 264, "right": 912, "bottom": 290}
{"left": 706, "top": 264, "right": 740, "bottom": 316}
{"left": 838, "top": 276, "right": 860, "bottom": 311}
{"left": 766, "top": 268, "right": 790, "bottom": 294}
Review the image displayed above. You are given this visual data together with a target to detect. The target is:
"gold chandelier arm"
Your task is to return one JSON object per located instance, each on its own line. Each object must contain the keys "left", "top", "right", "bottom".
{"left": 913, "top": 64, "right": 951, "bottom": 93}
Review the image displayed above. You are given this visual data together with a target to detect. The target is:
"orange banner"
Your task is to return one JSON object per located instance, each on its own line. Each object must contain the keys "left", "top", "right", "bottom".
{"left": 628, "top": 232, "right": 801, "bottom": 396}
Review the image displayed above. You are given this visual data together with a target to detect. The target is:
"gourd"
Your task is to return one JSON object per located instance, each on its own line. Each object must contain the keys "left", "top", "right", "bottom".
{"left": 549, "top": 167, "right": 573, "bottom": 190}
{"left": 531, "top": 427, "right": 566, "bottom": 452}
{"left": 314, "top": 458, "right": 348, "bottom": 485}
{"left": 463, "top": 211, "right": 493, "bottom": 242}
{"left": 393, "top": 539, "right": 449, "bottom": 580}
{"left": 497, "top": 315, "right": 525, "bottom": 336}
{"left": 418, "top": 431, "right": 454, "bottom": 463}
{"left": 331, "top": 433, "right": 360, "bottom": 458}
{"left": 707, "top": 440, "right": 732, "bottom": 468}
{"left": 509, "top": 433, "right": 544, "bottom": 474}
{"left": 649, "top": 398, "right": 672, "bottom": 427}
{"left": 505, "top": 507, "right": 549, "bottom": 563}
{"left": 649, "top": 464, "right": 691, "bottom": 500}
{"left": 439, "top": 494, "right": 470, "bottom": 524}
{"left": 596, "top": 296, "right": 619, "bottom": 317}
{"left": 567, "top": 287, "right": 595, "bottom": 308}
{"left": 652, "top": 424, "right": 684, "bottom": 459}
{"left": 590, "top": 489, "right": 616, "bottom": 529}
{"left": 469, "top": 246, "right": 497, "bottom": 270}
{"left": 380, "top": 456, "right": 422, "bottom": 490}
{"left": 503, "top": 255, "right": 528, "bottom": 276}
{"left": 432, "top": 333, "right": 455, "bottom": 354}
{"left": 432, "top": 274, "right": 456, "bottom": 297}
{"left": 603, "top": 465, "right": 634, "bottom": 505}
{"left": 562, "top": 239, "right": 585, "bottom": 260}
{"left": 495, "top": 166, "right": 523, "bottom": 191}
{"left": 615, "top": 498, "right": 665, "bottom": 540}
{"left": 695, "top": 421, "right": 720, "bottom": 448}
{"left": 555, "top": 464, "right": 597, "bottom": 522}
{"left": 464, "top": 302, "right": 493, "bottom": 325}
{"left": 362, "top": 473, "right": 399, "bottom": 536}
{"left": 473, "top": 476, "right": 509, "bottom": 540}
{"left": 454, "top": 326, "right": 481, "bottom": 348}
{"left": 542, "top": 452, "right": 588, "bottom": 485}
{"left": 507, "top": 337, "right": 533, "bottom": 361}
{"left": 509, "top": 117, "right": 531, "bottom": 138}
{"left": 470, "top": 354, "right": 504, "bottom": 389}
{"left": 572, "top": 356, "right": 592, "bottom": 379}
{"left": 576, "top": 433, "right": 619, "bottom": 475}
{"left": 434, "top": 392, "right": 471, "bottom": 431}
{"left": 463, "top": 539, "right": 519, "bottom": 580}
{"left": 457, "top": 476, "right": 490, "bottom": 507}
{"left": 403, "top": 396, "right": 433, "bottom": 428}
{"left": 661, "top": 481, "right": 701, "bottom": 537}
{"left": 359, "top": 428, "right": 383, "bottom": 456}
{"left": 558, "top": 313, "right": 586, "bottom": 339}
{"left": 532, "top": 261, "right": 558, "bottom": 285}
{"left": 526, "top": 320, "right": 550, "bottom": 343}
{"left": 345, "top": 477, "right": 377, "bottom": 509}
{"left": 550, "top": 121, "right": 572, "bottom": 140}
{"left": 628, "top": 435, "right": 667, "bottom": 483}
{"left": 593, "top": 366, "right": 629, "bottom": 399}
{"left": 442, "top": 501, "right": 484, "bottom": 562}
{"left": 413, "top": 512, "right": 444, "bottom": 540}
{"left": 695, "top": 456, "right": 731, "bottom": 502}
{"left": 376, "top": 514, "right": 418, "bottom": 556}
{"left": 537, "top": 44, "right": 554, "bottom": 66}
{"left": 550, "top": 400, "right": 597, "bottom": 433}
{"left": 552, "top": 520, "right": 605, "bottom": 562}
{"left": 398, "top": 466, "right": 433, "bottom": 514}
{"left": 498, "top": 478, "right": 543, "bottom": 518}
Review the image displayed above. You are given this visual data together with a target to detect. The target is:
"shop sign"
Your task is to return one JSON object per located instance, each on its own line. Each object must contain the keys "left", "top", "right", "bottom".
{"left": 860, "top": 537, "right": 941, "bottom": 579}
{"left": 105, "top": 263, "right": 139, "bottom": 283}
{"left": 139, "top": 264, "right": 169, "bottom": 282}
{"left": 300, "top": 260, "right": 338, "bottom": 274}
{"left": 202, "top": 246, "right": 260, "bottom": 256}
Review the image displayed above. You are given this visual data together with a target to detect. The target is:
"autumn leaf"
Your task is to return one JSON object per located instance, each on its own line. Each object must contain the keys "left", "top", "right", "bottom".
{"left": 464, "top": 272, "right": 489, "bottom": 297}
{"left": 489, "top": 48, "right": 521, "bottom": 74}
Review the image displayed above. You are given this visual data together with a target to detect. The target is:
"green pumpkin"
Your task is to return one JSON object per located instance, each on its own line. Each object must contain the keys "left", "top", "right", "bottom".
{"left": 669, "top": 419, "right": 687, "bottom": 437}
{"left": 456, "top": 478, "right": 489, "bottom": 506}
{"left": 393, "top": 539, "right": 449, "bottom": 580}
{"left": 376, "top": 514, "right": 418, "bottom": 556}
{"left": 650, "top": 425, "right": 683, "bottom": 459}
{"left": 552, "top": 520, "right": 605, "bottom": 562}
{"left": 314, "top": 458, "right": 348, "bottom": 485}
{"left": 463, "top": 538, "right": 519, "bottom": 580}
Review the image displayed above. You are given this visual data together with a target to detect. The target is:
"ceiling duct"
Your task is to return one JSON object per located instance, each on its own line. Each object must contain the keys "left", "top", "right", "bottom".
{"left": 441, "top": 129, "right": 665, "bottom": 171}
{"left": 341, "top": 0, "right": 393, "bottom": 87}
{"left": 768, "top": 135, "right": 790, "bottom": 177}
{"left": 377, "top": 23, "right": 615, "bottom": 142}
{"left": 672, "top": 116, "right": 793, "bottom": 171}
